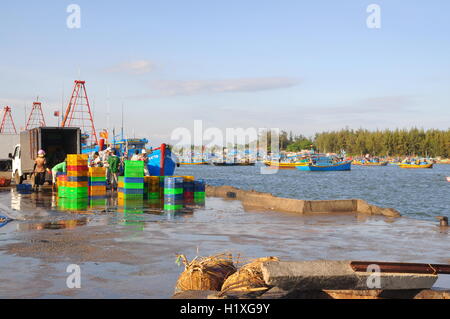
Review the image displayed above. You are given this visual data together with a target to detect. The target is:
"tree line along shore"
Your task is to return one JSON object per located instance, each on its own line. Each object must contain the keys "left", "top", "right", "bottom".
{"left": 273, "top": 128, "right": 450, "bottom": 158}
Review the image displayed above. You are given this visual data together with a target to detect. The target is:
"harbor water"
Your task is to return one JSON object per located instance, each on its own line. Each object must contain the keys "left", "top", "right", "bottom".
{"left": 179, "top": 163, "right": 450, "bottom": 221}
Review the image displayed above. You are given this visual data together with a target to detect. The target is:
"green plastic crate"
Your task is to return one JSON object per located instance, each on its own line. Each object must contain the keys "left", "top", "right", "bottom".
{"left": 164, "top": 204, "right": 183, "bottom": 210}
{"left": 66, "top": 187, "right": 89, "bottom": 199}
{"left": 164, "top": 188, "right": 183, "bottom": 195}
{"left": 124, "top": 172, "right": 144, "bottom": 178}
{"left": 59, "top": 198, "right": 89, "bottom": 210}
{"left": 124, "top": 160, "right": 144, "bottom": 168}
{"left": 194, "top": 191, "right": 206, "bottom": 198}
{"left": 124, "top": 182, "right": 144, "bottom": 189}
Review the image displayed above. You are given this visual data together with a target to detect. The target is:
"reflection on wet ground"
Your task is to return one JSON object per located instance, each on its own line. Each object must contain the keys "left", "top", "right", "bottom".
{"left": 0, "top": 188, "right": 449, "bottom": 298}
{"left": 1, "top": 188, "right": 203, "bottom": 232}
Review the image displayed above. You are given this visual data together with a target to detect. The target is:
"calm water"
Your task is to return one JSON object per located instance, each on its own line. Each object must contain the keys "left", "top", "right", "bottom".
{"left": 178, "top": 163, "right": 450, "bottom": 221}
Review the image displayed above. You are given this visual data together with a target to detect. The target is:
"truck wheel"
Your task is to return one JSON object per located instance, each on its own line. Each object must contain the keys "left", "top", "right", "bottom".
{"left": 14, "top": 171, "right": 23, "bottom": 185}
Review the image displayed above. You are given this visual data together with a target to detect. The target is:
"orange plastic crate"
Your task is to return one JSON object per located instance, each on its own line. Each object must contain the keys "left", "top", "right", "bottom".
{"left": 66, "top": 181, "right": 88, "bottom": 188}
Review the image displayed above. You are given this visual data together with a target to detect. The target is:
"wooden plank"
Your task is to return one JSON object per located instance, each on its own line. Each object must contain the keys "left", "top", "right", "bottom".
{"left": 350, "top": 261, "right": 450, "bottom": 275}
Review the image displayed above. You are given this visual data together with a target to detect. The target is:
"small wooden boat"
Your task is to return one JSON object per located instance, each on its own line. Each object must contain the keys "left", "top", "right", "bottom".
{"left": 398, "top": 163, "right": 433, "bottom": 169}
{"left": 263, "top": 161, "right": 307, "bottom": 169}
{"left": 353, "top": 160, "right": 388, "bottom": 166}
{"left": 297, "top": 157, "right": 352, "bottom": 171}
{"left": 179, "top": 162, "right": 209, "bottom": 166}
{"left": 212, "top": 162, "right": 255, "bottom": 166}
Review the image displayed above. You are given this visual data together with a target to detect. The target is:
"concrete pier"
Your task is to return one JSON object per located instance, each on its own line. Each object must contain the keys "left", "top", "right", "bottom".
{"left": 260, "top": 260, "right": 438, "bottom": 291}
{"left": 206, "top": 185, "right": 401, "bottom": 217}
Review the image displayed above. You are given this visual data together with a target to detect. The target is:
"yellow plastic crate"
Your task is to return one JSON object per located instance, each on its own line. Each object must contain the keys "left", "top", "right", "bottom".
{"left": 89, "top": 167, "right": 106, "bottom": 176}
{"left": 67, "top": 154, "right": 89, "bottom": 161}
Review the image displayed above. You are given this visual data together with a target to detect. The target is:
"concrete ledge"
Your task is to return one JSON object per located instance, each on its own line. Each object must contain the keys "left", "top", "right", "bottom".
{"left": 261, "top": 261, "right": 438, "bottom": 291}
{"left": 206, "top": 185, "right": 401, "bottom": 217}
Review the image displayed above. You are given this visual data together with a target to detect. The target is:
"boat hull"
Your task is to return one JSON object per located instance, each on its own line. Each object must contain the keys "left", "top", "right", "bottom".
{"left": 399, "top": 163, "right": 433, "bottom": 169}
{"left": 147, "top": 149, "right": 176, "bottom": 176}
{"left": 296, "top": 161, "right": 352, "bottom": 171}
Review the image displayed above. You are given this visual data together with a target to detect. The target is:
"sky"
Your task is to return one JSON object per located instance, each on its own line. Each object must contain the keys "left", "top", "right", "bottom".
{"left": 0, "top": 0, "right": 449, "bottom": 146}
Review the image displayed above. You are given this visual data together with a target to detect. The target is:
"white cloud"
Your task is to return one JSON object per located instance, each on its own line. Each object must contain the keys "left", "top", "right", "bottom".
{"left": 150, "top": 77, "right": 300, "bottom": 96}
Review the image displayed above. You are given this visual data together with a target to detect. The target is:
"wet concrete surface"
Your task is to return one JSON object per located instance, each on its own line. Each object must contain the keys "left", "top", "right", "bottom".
{"left": 0, "top": 189, "right": 449, "bottom": 298}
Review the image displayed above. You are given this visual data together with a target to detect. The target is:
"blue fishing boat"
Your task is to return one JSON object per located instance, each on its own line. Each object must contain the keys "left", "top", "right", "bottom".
{"left": 112, "top": 138, "right": 177, "bottom": 176}
{"left": 147, "top": 147, "right": 176, "bottom": 176}
{"left": 296, "top": 156, "right": 352, "bottom": 171}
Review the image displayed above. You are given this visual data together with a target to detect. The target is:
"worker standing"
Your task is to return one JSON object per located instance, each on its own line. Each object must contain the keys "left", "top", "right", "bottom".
{"left": 107, "top": 149, "right": 120, "bottom": 190}
{"left": 103, "top": 148, "right": 112, "bottom": 185}
{"left": 33, "top": 150, "right": 50, "bottom": 191}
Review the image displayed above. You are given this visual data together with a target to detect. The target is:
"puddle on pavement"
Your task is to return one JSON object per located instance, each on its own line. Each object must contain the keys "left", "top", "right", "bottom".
{"left": 1, "top": 189, "right": 205, "bottom": 233}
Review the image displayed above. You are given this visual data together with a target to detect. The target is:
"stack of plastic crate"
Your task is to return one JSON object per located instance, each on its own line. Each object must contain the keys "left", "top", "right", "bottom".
{"left": 182, "top": 176, "right": 195, "bottom": 205}
{"left": 164, "top": 177, "right": 184, "bottom": 212}
{"left": 118, "top": 160, "right": 144, "bottom": 200}
{"left": 145, "top": 176, "right": 160, "bottom": 199}
{"left": 57, "top": 173, "right": 68, "bottom": 198}
{"left": 88, "top": 167, "right": 107, "bottom": 197}
{"left": 194, "top": 179, "right": 206, "bottom": 206}
{"left": 66, "top": 154, "right": 89, "bottom": 199}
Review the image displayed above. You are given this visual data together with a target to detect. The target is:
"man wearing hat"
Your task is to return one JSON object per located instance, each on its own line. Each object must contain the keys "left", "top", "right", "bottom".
{"left": 33, "top": 150, "right": 50, "bottom": 191}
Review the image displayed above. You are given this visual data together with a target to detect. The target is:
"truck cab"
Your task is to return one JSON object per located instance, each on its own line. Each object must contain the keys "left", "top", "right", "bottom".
{"left": 11, "top": 144, "right": 23, "bottom": 184}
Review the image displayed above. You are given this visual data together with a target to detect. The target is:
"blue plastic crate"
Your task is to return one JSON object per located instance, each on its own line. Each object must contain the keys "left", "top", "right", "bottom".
{"left": 16, "top": 184, "right": 32, "bottom": 192}
{"left": 194, "top": 180, "right": 206, "bottom": 191}
{"left": 88, "top": 181, "right": 107, "bottom": 187}
{"left": 124, "top": 177, "right": 145, "bottom": 183}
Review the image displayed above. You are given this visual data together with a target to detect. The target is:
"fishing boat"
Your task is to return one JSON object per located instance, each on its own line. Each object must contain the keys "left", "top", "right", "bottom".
{"left": 112, "top": 138, "right": 177, "bottom": 176}
{"left": 398, "top": 163, "right": 433, "bottom": 169}
{"left": 353, "top": 160, "right": 388, "bottom": 166}
{"left": 263, "top": 161, "right": 307, "bottom": 169}
{"left": 212, "top": 161, "right": 255, "bottom": 166}
{"left": 296, "top": 156, "right": 352, "bottom": 171}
